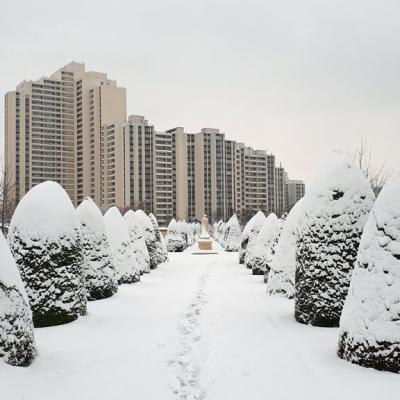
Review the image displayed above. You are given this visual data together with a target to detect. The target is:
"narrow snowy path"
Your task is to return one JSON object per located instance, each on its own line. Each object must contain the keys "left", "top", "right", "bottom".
{"left": 1, "top": 244, "right": 399, "bottom": 399}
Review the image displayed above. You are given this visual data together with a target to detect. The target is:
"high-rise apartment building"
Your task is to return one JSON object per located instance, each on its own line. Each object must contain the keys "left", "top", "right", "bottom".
{"left": 5, "top": 62, "right": 305, "bottom": 226}
{"left": 286, "top": 179, "right": 306, "bottom": 211}
{"left": 5, "top": 62, "right": 126, "bottom": 207}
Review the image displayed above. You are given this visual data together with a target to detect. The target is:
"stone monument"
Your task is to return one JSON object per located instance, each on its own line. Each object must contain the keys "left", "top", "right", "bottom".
{"left": 198, "top": 215, "right": 212, "bottom": 250}
{"left": 192, "top": 215, "right": 218, "bottom": 255}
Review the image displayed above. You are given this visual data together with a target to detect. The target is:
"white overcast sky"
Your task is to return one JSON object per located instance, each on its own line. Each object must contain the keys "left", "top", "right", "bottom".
{"left": 1, "top": 0, "right": 399, "bottom": 184}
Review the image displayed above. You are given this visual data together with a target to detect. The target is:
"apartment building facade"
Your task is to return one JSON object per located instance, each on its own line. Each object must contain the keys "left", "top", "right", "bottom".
{"left": 5, "top": 62, "right": 126, "bottom": 207}
{"left": 286, "top": 179, "right": 306, "bottom": 211}
{"left": 5, "top": 62, "right": 305, "bottom": 226}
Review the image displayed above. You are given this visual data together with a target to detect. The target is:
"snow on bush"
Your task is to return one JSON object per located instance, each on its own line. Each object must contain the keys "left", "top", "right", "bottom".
{"left": 8, "top": 181, "right": 87, "bottom": 327}
{"left": 295, "top": 151, "right": 375, "bottom": 327}
{"left": 338, "top": 176, "right": 400, "bottom": 373}
{"left": 245, "top": 213, "right": 280, "bottom": 275}
{"left": 166, "top": 219, "right": 186, "bottom": 252}
{"left": 0, "top": 232, "right": 35, "bottom": 366}
{"left": 134, "top": 210, "right": 159, "bottom": 269}
{"left": 217, "top": 222, "right": 226, "bottom": 245}
{"left": 224, "top": 214, "right": 241, "bottom": 252}
{"left": 149, "top": 213, "right": 168, "bottom": 264}
{"left": 212, "top": 222, "right": 220, "bottom": 240}
{"left": 177, "top": 221, "right": 189, "bottom": 248}
{"left": 263, "top": 214, "right": 286, "bottom": 283}
{"left": 124, "top": 210, "right": 151, "bottom": 274}
{"left": 266, "top": 199, "right": 304, "bottom": 298}
{"left": 239, "top": 211, "right": 266, "bottom": 265}
{"left": 76, "top": 198, "right": 118, "bottom": 300}
{"left": 104, "top": 207, "right": 140, "bottom": 284}
{"left": 186, "top": 223, "right": 195, "bottom": 246}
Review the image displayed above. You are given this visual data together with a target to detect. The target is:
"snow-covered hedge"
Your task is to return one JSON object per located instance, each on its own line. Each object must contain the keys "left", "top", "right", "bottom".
{"left": 134, "top": 210, "right": 159, "bottom": 269}
{"left": 0, "top": 232, "right": 35, "bottom": 366}
{"left": 239, "top": 211, "right": 266, "bottom": 264}
{"left": 104, "top": 207, "right": 140, "bottom": 284}
{"left": 263, "top": 215, "right": 285, "bottom": 283}
{"left": 245, "top": 213, "right": 280, "bottom": 275}
{"left": 76, "top": 198, "right": 118, "bottom": 300}
{"left": 224, "top": 214, "right": 241, "bottom": 252}
{"left": 295, "top": 152, "right": 375, "bottom": 327}
{"left": 266, "top": 199, "right": 304, "bottom": 298}
{"left": 8, "top": 181, "right": 87, "bottom": 327}
{"left": 148, "top": 213, "right": 168, "bottom": 263}
{"left": 124, "top": 210, "right": 151, "bottom": 274}
{"left": 338, "top": 177, "right": 400, "bottom": 372}
{"left": 166, "top": 219, "right": 187, "bottom": 252}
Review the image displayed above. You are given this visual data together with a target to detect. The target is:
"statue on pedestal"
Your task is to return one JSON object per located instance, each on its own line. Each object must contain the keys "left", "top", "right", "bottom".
{"left": 197, "top": 215, "right": 213, "bottom": 251}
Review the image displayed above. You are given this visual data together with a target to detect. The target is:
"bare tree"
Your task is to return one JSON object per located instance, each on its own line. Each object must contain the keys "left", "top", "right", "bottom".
{"left": 0, "top": 162, "right": 16, "bottom": 235}
{"left": 353, "top": 139, "right": 391, "bottom": 195}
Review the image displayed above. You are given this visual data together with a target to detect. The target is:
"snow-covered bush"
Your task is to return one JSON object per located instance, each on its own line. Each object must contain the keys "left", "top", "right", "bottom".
{"left": 104, "top": 207, "right": 139, "bottom": 284}
{"left": 160, "top": 233, "right": 169, "bottom": 261}
{"left": 134, "top": 210, "right": 159, "bottom": 269}
{"left": 8, "top": 181, "right": 86, "bottom": 327}
{"left": 177, "top": 221, "right": 189, "bottom": 248}
{"left": 212, "top": 222, "right": 220, "bottom": 240}
{"left": 76, "top": 198, "right": 118, "bottom": 300}
{"left": 295, "top": 152, "right": 375, "bottom": 327}
{"left": 266, "top": 199, "right": 304, "bottom": 298}
{"left": 149, "top": 213, "right": 168, "bottom": 264}
{"left": 338, "top": 177, "right": 400, "bottom": 372}
{"left": 224, "top": 214, "right": 241, "bottom": 252}
{"left": 194, "top": 222, "right": 201, "bottom": 239}
{"left": 245, "top": 213, "right": 280, "bottom": 275}
{"left": 0, "top": 232, "right": 35, "bottom": 366}
{"left": 263, "top": 215, "right": 286, "bottom": 283}
{"left": 239, "top": 211, "right": 266, "bottom": 265}
{"left": 124, "top": 210, "right": 151, "bottom": 274}
{"left": 187, "top": 222, "right": 193, "bottom": 245}
{"left": 166, "top": 219, "right": 186, "bottom": 252}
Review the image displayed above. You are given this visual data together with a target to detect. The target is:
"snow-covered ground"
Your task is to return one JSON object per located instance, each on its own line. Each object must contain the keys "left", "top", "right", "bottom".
{"left": 1, "top": 243, "right": 399, "bottom": 400}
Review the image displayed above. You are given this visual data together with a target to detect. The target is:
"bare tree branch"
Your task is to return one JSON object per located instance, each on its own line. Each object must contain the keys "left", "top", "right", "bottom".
{"left": 353, "top": 139, "right": 391, "bottom": 194}
{"left": 0, "top": 160, "right": 17, "bottom": 235}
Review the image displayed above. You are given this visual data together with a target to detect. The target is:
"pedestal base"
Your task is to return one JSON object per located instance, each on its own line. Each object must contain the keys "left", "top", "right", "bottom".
{"left": 198, "top": 239, "right": 213, "bottom": 251}
{"left": 192, "top": 238, "right": 218, "bottom": 255}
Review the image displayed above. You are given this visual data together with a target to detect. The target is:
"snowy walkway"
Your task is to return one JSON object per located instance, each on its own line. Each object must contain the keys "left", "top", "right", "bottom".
{"left": 1, "top": 244, "right": 400, "bottom": 399}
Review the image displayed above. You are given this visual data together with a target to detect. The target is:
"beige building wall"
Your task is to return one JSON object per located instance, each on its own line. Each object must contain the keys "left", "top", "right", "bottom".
{"left": 153, "top": 131, "right": 173, "bottom": 226}
{"left": 5, "top": 62, "right": 126, "bottom": 209}
{"left": 4, "top": 92, "right": 18, "bottom": 200}
{"left": 101, "top": 121, "right": 129, "bottom": 210}
{"left": 194, "top": 132, "right": 205, "bottom": 219}
{"left": 173, "top": 128, "right": 188, "bottom": 220}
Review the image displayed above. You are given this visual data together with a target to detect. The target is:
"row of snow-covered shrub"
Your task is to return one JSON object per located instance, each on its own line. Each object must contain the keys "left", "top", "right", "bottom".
{"left": 213, "top": 214, "right": 242, "bottom": 251}
{"left": 0, "top": 181, "right": 167, "bottom": 367}
{"left": 239, "top": 151, "right": 400, "bottom": 373}
{"left": 165, "top": 219, "right": 201, "bottom": 252}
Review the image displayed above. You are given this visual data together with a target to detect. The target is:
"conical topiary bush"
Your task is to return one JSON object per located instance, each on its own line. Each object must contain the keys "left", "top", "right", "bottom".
{"left": 0, "top": 232, "right": 35, "bottom": 366}
{"left": 134, "top": 210, "right": 159, "bottom": 269}
{"left": 124, "top": 210, "right": 151, "bottom": 274}
{"left": 239, "top": 211, "right": 266, "bottom": 264}
{"left": 245, "top": 213, "right": 280, "bottom": 275}
{"left": 8, "top": 181, "right": 87, "bottom": 327}
{"left": 338, "top": 176, "right": 400, "bottom": 372}
{"left": 166, "top": 219, "right": 185, "bottom": 252}
{"left": 266, "top": 199, "right": 304, "bottom": 298}
{"left": 295, "top": 152, "right": 375, "bottom": 327}
{"left": 224, "top": 214, "right": 241, "bottom": 252}
{"left": 76, "top": 197, "right": 118, "bottom": 300}
{"left": 148, "top": 213, "right": 168, "bottom": 263}
{"left": 104, "top": 207, "right": 140, "bottom": 284}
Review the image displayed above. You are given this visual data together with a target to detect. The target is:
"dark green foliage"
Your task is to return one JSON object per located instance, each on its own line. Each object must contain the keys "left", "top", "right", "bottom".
{"left": 9, "top": 230, "right": 87, "bottom": 328}
{"left": 0, "top": 283, "right": 35, "bottom": 366}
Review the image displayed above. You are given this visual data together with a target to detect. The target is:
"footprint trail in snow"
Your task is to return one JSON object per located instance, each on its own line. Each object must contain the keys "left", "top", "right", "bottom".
{"left": 167, "top": 271, "right": 209, "bottom": 400}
